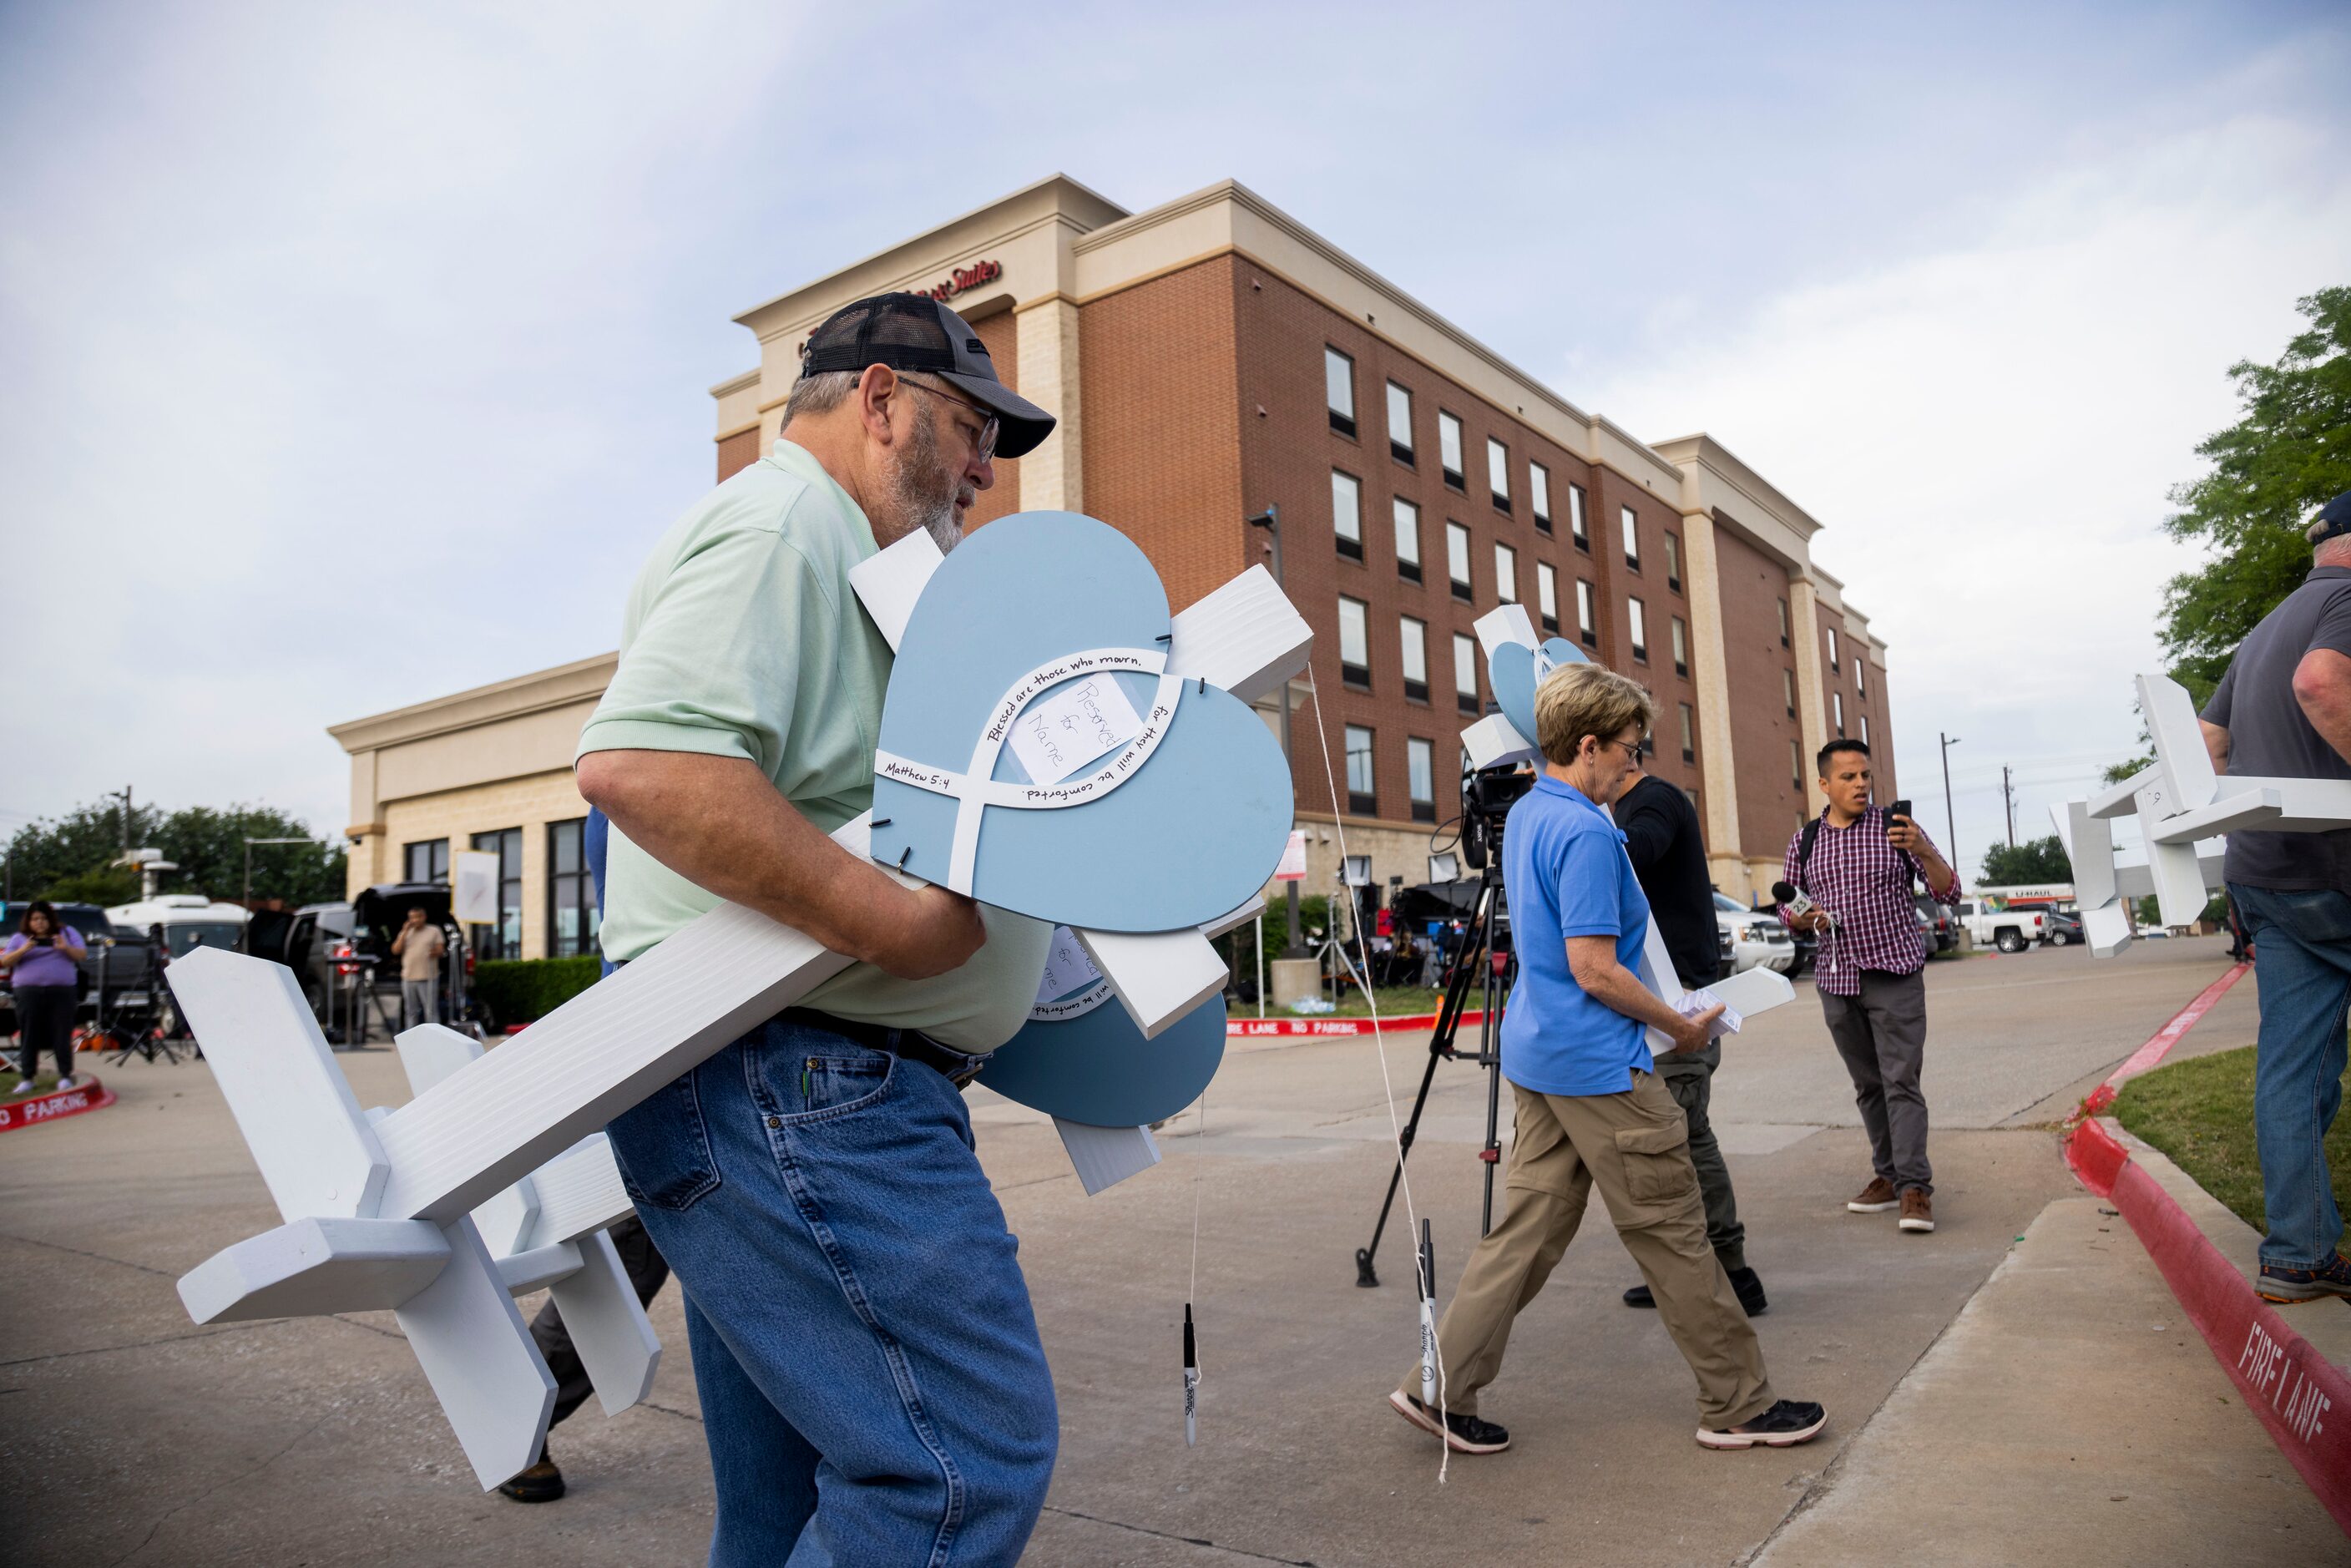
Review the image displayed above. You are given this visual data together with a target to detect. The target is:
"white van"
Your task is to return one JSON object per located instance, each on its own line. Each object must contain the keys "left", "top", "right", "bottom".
{"left": 105, "top": 894, "right": 249, "bottom": 959}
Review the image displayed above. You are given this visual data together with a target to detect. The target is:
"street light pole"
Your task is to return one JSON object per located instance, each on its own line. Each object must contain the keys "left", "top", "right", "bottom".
{"left": 1939, "top": 733, "right": 1962, "bottom": 874}
{"left": 1249, "top": 504, "right": 1308, "bottom": 959}
{"left": 2001, "top": 764, "right": 2015, "bottom": 848}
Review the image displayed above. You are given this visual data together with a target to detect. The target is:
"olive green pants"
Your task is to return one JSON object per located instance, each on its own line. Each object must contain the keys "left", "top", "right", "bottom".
{"left": 1400, "top": 1070, "right": 1775, "bottom": 1428}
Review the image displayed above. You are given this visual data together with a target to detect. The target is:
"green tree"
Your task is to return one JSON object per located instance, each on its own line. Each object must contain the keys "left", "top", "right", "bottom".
{"left": 2158, "top": 286, "right": 2351, "bottom": 706}
{"left": 1980, "top": 834, "right": 2072, "bottom": 886}
{"left": 4, "top": 797, "right": 345, "bottom": 907}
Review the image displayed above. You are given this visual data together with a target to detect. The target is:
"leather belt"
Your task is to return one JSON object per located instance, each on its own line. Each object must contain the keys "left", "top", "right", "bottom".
{"left": 777, "top": 1007, "right": 988, "bottom": 1089}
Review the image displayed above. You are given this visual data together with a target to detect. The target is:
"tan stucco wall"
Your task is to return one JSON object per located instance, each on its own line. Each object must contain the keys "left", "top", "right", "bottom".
{"left": 358, "top": 770, "right": 592, "bottom": 960}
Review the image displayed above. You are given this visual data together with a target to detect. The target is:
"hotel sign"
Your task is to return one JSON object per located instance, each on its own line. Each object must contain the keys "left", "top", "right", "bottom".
{"left": 923, "top": 258, "right": 1002, "bottom": 302}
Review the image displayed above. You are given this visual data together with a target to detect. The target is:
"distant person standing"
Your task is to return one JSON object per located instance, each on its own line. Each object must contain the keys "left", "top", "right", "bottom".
{"left": 3, "top": 902, "right": 88, "bottom": 1092}
{"left": 1610, "top": 747, "right": 1766, "bottom": 1316}
{"left": 1777, "top": 739, "right": 1961, "bottom": 1235}
{"left": 2198, "top": 490, "right": 2351, "bottom": 1305}
{"left": 391, "top": 907, "right": 443, "bottom": 1030}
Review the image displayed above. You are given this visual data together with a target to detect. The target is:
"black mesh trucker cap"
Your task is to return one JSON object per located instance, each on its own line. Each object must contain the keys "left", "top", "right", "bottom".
{"left": 796, "top": 292, "right": 1055, "bottom": 459}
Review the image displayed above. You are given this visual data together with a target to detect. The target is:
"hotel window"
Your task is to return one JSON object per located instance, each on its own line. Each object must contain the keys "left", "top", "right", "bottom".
{"left": 1494, "top": 542, "right": 1517, "bottom": 603}
{"left": 1855, "top": 657, "right": 1867, "bottom": 698}
{"left": 1387, "top": 381, "right": 1414, "bottom": 464}
{"left": 1790, "top": 740, "right": 1804, "bottom": 789}
{"left": 1454, "top": 632, "right": 1480, "bottom": 715}
{"left": 1860, "top": 714, "right": 1871, "bottom": 746}
{"left": 1777, "top": 597, "right": 1790, "bottom": 647}
{"left": 1621, "top": 505, "right": 1641, "bottom": 569}
{"left": 1438, "top": 411, "right": 1465, "bottom": 489}
{"left": 1783, "top": 668, "right": 1797, "bottom": 717}
{"left": 1628, "top": 597, "right": 1649, "bottom": 663}
{"left": 1344, "top": 725, "right": 1378, "bottom": 815}
{"left": 1664, "top": 531, "right": 1681, "bottom": 592}
{"left": 1399, "top": 615, "right": 1429, "bottom": 703}
{"left": 1530, "top": 462, "right": 1552, "bottom": 534}
{"left": 1407, "top": 737, "right": 1436, "bottom": 823}
{"left": 1325, "top": 346, "right": 1356, "bottom": 438}
{"left": 1331, "top": 469, "right": 1363, "bottom": 561}
{"left": 1827, "top": 626, "right": 1840, "bottom": 671}
{"left": 468, "top": 827, "right": 523, "bottom": 960}
{"left": 1833, "top": 690, "right": 1845, "bottom": 736}
{"left": 1393, "top": 497, "right": 1422, "bottom": 583}
{"left": 403, "top": 837, "right": 449, "bottom": 885}
{"left": 1447, "top": 522, "right": 1472, "bottom": 601}
{"left": 1337, "top": 595, "right": 1370, "bottom": 689}
{"left": 1679, "top": 703, "right": 1696, "bottom": 763}
{"left": 1576, "top": 579, "right": 1597, "bottom": 646}
{"left": 1487, "top": 438, "right": 1510, "bottom": 513}
{"left": 1537, "top": 561, "right": 1560, "bottom": 633}
{"left": 547, "top": 817, "right": 600, "bottom": 959}
{"left": 1671, "top": 615, "right": 1688, "bottom": 677}
{"left": 1570, "top": 483, "right": 1590, "bottom": 551}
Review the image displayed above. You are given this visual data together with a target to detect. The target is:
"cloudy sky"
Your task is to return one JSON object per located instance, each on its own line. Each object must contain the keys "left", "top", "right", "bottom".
{"left": 3, "top": 0, "right": 2345, "bottom": 881}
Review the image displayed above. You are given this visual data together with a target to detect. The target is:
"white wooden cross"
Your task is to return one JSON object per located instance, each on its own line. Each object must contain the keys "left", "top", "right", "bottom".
{"left": 1463, "top": 604, "right": 1797, "bottom": 1043}
{"left": 165, "top": 536, "right": 1311, "bottom": 1489}
{"left": 2056, "top": 671, "right": 2351, "bottom": 956}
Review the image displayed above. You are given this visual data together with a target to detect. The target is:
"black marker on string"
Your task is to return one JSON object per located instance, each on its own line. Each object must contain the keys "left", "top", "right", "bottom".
{"left": 1182, "top": 1303, "right": 1199, "bottom": 1446}
{"left": 1416, "top": 1219, "right": 1438, "bottom": 1413}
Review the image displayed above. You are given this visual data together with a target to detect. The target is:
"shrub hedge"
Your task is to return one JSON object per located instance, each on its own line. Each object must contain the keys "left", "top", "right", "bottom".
{"left": 474, "top": 956, "right": 602, "bottom": 1029}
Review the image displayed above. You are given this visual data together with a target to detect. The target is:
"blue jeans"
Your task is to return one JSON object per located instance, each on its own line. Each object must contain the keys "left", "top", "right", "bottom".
{"left": 606, "top": 1016, "right": 1056, "bottom": 1566}
{"left": 2232, "top": 883, "right": 2351, "bottom": 1270}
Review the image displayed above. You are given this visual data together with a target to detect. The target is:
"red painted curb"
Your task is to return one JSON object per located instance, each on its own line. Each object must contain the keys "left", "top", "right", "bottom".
{"left": 1227, "top": 1010, "right": 1489, "bottom": 1038}
{"left": 0, "top": 1077, "right": 116, "bottom": 1133}
{"left": 2066, "top": 1115, "right": 2350, "bottom": 1530}
{"left": 2079, "top": 960, "right": 2249, "bottom": 1115}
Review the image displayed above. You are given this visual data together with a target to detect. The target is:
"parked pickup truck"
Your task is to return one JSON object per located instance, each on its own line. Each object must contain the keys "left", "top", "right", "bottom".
{"left": 1954, "top": 898, "right": 2046, "bottom": 953}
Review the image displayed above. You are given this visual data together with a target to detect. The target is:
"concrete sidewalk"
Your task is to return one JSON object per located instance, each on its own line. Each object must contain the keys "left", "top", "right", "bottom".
{"left": 0, "top": 937, "right": 2333, "bottom": 1563}
{"left": 1754, "top": 1197, "right": 2348, "bottom": 1566}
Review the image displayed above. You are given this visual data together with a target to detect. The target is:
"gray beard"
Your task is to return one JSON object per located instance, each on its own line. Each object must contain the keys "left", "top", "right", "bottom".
{"left": 888, "top": 410, "right": 964, "bottom": 554}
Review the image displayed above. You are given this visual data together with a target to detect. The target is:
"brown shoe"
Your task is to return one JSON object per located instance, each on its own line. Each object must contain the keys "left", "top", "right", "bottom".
{"left": 1898, "top": 1187, "right": 1935, "bottom": 1233}
{"left": 1846, "top": 1176, "right": 1898, "bottom": 1213}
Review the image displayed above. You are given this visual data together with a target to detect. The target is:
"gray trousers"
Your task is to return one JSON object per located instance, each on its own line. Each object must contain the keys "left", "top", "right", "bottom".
{"left": 528, "top": 1216, "right": 670, "bottom": 1436}
{"left": 400, "top": 979, "right": 438, "bottom": 1031}
{"left": 1658, "top": 1056, "right": 1747, "bottom": 1271}
{"left": 1820, "top": 967, "right": 1932, "bottom": 1194}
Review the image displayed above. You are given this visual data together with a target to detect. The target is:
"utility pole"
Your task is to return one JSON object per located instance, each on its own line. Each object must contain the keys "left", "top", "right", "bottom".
{"left": 1249, "top": 504, "right": 1308, "bottom": 959}
{"left": 107, "top": 785, "right": 134, "bottom": 857}
{"left": 2002, "top": 764, "right": 2015, "bottom": 848}
{"left": 1939, "top": 733, "right": 1961, "bottom": 875}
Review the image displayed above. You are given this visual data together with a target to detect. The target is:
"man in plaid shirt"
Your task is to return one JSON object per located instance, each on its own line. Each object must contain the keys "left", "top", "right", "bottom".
{"left": 1777, "top": 738, "right": 1961, "bottom": 1234}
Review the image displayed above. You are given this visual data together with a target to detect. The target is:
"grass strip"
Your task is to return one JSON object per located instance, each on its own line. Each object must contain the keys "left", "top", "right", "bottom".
{"left": 2110, "top": 1043, "right": 2351, "bottom": 1234}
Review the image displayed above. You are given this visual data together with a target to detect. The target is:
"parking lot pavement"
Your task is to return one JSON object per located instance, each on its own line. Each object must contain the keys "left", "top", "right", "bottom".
{"left": 0, "top": 933, "right": 2314, "bottom": 1565}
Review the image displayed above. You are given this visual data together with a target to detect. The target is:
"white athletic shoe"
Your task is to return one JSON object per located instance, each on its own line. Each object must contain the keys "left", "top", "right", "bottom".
{"left": 9, "top": 1079, "right": 34, "bottom": 1095}
{"left": 53, "top": 1075, "right": 76, "bottom": 1092}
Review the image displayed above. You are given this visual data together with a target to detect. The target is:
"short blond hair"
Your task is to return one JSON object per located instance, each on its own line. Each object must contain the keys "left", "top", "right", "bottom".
{"left": 1534, "top": 662, "right": 1656, "bottom": 766}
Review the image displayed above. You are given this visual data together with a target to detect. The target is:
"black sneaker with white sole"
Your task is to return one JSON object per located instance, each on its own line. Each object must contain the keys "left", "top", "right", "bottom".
{"left": 1388, "top": 1389, "right": 1511, "bottom": 1454}
{"left": 1697, "top": 1399, "right": 1827, "bottom": 1450}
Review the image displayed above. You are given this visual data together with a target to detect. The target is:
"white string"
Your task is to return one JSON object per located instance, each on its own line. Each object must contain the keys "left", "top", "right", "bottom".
{"left": 1299, "top": 663, "right": 1454, "bottom": 1483}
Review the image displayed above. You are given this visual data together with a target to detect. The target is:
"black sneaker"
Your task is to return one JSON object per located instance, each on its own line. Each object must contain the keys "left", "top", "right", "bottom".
{"left": 1622, "top": 1267, "right": 1768, "bottom": 1317}
{"left": 1388, "top": 1389, "right": 1511, "bottom": 1454}
{"left": 1698, "top": 1399, "right": 1827, "bottom": 1450}
{"left": 497, "top": 1449, "right": 566, "bottom": 1502}
{"left": 2258, "top": 1252, "right": 2351, "bottom": 1305}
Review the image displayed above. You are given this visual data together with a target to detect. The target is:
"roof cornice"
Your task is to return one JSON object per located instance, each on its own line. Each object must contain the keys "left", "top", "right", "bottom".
{"left": 329, "top": 651, "right": 617, "bottom": 755}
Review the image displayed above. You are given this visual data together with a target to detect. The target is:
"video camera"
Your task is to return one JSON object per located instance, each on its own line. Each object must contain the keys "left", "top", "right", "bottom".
{"left": 1460, "top": 764, "right": 1535, "bottom": 872}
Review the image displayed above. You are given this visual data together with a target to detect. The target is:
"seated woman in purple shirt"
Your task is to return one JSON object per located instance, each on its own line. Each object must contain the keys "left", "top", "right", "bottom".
{"left": 2, "top": 902, "right": 88, "bottom": 1093}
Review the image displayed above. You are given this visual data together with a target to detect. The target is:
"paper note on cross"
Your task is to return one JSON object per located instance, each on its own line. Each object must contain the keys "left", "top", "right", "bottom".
{"left": 1469, "top": 604, "right": 1795, "bottom": 1049}
{"left": 2055, "top": 671, "right": 2351, "bottom": 958}
{"left": 166, "top": 510, "right": 1312, "bottom": 1490}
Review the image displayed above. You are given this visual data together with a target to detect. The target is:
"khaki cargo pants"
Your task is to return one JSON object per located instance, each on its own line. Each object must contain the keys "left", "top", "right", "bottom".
{"left": 1399, "top": 1069, "right": 1775, "bottom": 1429}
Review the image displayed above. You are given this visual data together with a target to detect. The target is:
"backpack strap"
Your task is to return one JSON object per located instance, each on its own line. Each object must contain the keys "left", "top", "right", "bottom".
{"left": 1796, "top": 813, "right": 1825, "bottom": 894}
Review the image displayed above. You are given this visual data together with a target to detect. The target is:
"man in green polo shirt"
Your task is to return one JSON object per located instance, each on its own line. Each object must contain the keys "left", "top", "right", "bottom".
{"left": 576, "top": 294, "right": 1061, "bottom": 1566}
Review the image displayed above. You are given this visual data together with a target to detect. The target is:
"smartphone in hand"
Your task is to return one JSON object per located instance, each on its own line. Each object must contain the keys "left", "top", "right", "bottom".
{"left": 1888, "top": 797, "right": 1914, "bottom": 830}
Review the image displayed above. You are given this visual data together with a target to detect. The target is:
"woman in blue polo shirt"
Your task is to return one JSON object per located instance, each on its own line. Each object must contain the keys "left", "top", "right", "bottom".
{"left": 1388, "top": 662, "right": 1824, "bottom": 1457}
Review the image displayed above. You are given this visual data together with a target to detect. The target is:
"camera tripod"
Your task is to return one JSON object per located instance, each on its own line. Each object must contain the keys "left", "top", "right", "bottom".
{"left": 1353, "top": 855, "right": 1517, "bottom": 1287}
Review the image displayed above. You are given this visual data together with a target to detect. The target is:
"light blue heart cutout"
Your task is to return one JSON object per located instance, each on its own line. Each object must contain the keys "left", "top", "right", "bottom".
{"left": 978, "top": 926, "right": 1226, "bottom": 1125}
{"left": 1489, "top": 636, "right": 1587, "bottom": 747}
{"left": 868, "top": 512, "right": 1293, "bottom": 933}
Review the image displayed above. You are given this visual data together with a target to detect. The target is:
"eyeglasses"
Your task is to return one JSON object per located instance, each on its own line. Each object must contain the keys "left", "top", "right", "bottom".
{"left": 1593, "top": 736, "right": 1644, "bottom": 761}
{"left": 898, "top": 377, "right": 999, "bottom": 463}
